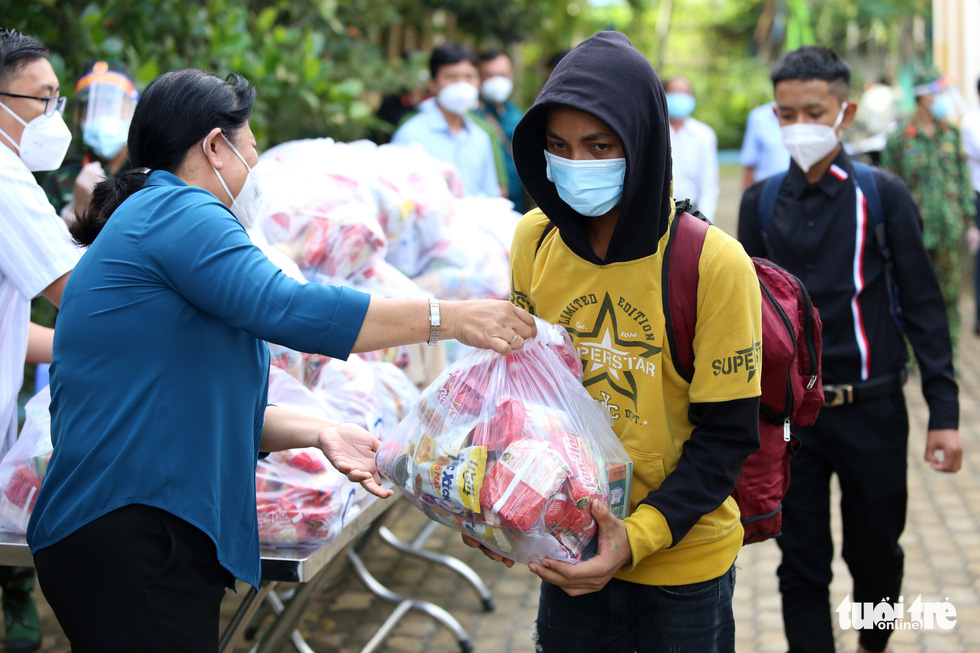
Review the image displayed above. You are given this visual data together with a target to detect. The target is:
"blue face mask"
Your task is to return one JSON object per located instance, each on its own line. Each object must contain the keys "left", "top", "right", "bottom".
{"left": 544, "top": 150, "right": 626, "bottom": 217}
{"left": 930, "top": 94, "right": 952, "bottom": 120}
{"left": 82, "top": 117, "right": 130, "bottom": 160}
{"left": 665, "top": 92, "right": 696, "bottom": 119}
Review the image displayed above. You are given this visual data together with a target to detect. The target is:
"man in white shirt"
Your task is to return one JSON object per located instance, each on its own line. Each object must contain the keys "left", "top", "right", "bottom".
{"left": 664, "top": 77, "right": 719, "bottom": 222}
{"left": 392, "top": 43, "right": 501, "bottom": 198}
{"left": 0, "top": 29, "right": 81, "bottom": 653}
{"left": 739, "top": 101, "right": 791, "bottom": 188}
{"left": 960, "top": 76, "right": 980, "bottom": 334}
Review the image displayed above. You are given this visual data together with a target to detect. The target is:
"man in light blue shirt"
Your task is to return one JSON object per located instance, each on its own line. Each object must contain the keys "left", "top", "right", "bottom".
{"left": 392, "top": 43, "right": 501, "bottom": 198}
{"left": 739, "top": 102, "right": 790, "bottom": 188}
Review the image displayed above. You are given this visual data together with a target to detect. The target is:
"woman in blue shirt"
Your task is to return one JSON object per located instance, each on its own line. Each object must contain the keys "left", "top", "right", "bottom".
{"left": 27, "top": 68, "right": 535, "bottom": 652}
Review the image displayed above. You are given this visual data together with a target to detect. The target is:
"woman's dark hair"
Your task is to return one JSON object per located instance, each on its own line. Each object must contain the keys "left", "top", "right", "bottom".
{"left": 71, "top": 69, "right": 256, "bottom": 246}
{"left": 770, "top": 46, "right": 851, "bottom": 102}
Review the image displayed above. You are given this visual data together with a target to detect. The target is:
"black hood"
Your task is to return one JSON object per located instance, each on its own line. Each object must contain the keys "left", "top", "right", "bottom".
{"left": 514, "top": 31, "right": 673, "bottom": 264}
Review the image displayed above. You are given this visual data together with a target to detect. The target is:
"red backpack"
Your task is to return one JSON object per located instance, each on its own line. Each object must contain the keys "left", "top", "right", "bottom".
{"left": 664, "top": 210, "right": 824, "bottom": 544}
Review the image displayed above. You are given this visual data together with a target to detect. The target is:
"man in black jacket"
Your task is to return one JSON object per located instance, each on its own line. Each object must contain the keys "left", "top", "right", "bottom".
{"left": 738, "top": 46, "right": 962, "bottom": 653}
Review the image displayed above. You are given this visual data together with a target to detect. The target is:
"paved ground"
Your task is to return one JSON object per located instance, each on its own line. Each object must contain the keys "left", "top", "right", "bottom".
{"left": 21, "top": 166, "right": 980, "bottom": 652}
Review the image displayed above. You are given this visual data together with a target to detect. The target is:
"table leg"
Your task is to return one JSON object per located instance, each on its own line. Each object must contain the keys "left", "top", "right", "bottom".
{"left": 379, "top": 524, "right": 495, "bottom": 611}
{"left": 218, "top": 582, "right": 276, "bottom": 653}
{"left": 263, "top": 590, "right": 316, "bottom": 653}
{"left": 252, "top": 549, "right": 353, "bottom": 653}
{"left": 347, "top": 547, "right": 474, "bottom": 653}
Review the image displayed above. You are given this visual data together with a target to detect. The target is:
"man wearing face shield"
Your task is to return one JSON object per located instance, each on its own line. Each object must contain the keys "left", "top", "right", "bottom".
{"left": 391, "top": 43, "right": 501, "bottom": 198}
{"left": 38, "top": 61, "right": 137, "bottom": 224}
{"left": 0, "top": 28, "right": 82, "bottom": 653}
{"left": 881, "top": 67, "right": 978, "bottom": 357}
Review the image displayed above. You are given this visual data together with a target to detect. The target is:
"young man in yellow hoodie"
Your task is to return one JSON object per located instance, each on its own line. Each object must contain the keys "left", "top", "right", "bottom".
{"left": 463, "top": 31, "right": 762, "bottom": 652}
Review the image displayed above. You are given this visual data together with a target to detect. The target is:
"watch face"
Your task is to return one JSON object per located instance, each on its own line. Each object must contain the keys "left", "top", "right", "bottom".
{"left": 429, "top": 298, "right": 441, "bottom": 326}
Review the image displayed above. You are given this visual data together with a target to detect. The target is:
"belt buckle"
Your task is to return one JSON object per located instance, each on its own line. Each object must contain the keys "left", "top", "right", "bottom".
{"left": 824, "top": 384, "right": 853, "bottom": 407}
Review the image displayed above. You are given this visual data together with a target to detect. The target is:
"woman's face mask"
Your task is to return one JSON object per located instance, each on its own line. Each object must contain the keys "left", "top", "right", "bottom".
{"left": 780, "top": 102, "right": 848, "bottom": 174}
{"left": 544, "top": 150, "right": 626, "bottom": 217}
{"left": 206, "top": 133, "right": 262, "bottom": 229}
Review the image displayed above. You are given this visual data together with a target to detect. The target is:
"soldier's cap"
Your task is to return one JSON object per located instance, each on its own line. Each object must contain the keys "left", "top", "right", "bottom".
{"left": 74, "top": 61, "right": 138, "bottom": 102}
{"left": 912, "top": 65, "right": 953, "bottom": 97}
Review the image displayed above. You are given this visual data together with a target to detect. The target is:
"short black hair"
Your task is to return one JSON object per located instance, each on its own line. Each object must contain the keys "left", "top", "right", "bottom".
{"left": 429, "top": 43, "right": 478, "bottom": 80}
{"left": 479, "top": 49, "right": 506, "bottom": 64}
{"left": 771, "top": 46, "right": 851, "bottom": 101}
{"left": 0, "top": 29, "right": 49, "bottom": 90}
{"left": 976, "top": 75, "right": 980, "bottom": 96}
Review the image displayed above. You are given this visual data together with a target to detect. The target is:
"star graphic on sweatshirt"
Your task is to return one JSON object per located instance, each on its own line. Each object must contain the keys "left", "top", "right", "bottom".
{"left": 565, "top": 292, "right": 661, "bottom": 409}
{"left": 587, "top": 329, "right": 629, "bottom": 380}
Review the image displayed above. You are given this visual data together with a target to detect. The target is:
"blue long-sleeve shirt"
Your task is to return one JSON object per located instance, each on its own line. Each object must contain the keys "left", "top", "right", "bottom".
{"left": 27, "top": 170, "right": 371, "bottom": 589}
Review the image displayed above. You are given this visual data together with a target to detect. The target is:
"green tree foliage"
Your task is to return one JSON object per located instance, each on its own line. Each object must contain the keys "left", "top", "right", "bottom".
{"left": 4, "top": 0, "right": 931, "bottom": 151}
{"left": 6, "top": 0, "right": 438, "bottom": 147}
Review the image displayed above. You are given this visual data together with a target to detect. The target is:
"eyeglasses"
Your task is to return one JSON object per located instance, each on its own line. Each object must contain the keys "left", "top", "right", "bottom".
{"left": 0, "top": 92, "right": 67, "bottom": 117}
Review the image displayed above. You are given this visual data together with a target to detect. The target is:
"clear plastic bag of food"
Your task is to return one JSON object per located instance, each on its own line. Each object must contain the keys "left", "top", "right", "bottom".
{"left": 0, "top": 388, "right": 53, "bottom": 534}
{"left": 258, "top": 368, "right": 374, "bottom": 548}
{"left": 376, "top": 318, "right": 633, "bottom": 564}
{"left": 256, "top": 448, "right": 365, "bottom": 548}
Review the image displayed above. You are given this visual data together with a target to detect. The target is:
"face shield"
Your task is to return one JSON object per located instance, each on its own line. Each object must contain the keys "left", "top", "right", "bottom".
{"left": 913, "top": 75, "right": 967, "bottom": 124}
{"left": 74, "top": 65, "right": 138, "bottom": 160}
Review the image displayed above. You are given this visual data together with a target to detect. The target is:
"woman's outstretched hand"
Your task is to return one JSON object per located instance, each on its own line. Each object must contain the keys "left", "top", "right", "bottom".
{"left": 316, "top": 423, "right": 393, "bottom": 499}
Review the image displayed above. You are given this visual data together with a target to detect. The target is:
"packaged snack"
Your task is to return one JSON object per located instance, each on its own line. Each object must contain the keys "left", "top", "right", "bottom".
{"left": 377, "top": 317, "right": 633, "bottom": 564}
{"left": 257, "top": 369, "right": 378, "bottom": 548}
{"left": 480, "top": 438, "right": 566, "bottom": 531}
{"left": 255, "top": 448, "right": 367, "bottom": 549}
{"left": 0, "top": 388, "right": 53, "bottom": 534}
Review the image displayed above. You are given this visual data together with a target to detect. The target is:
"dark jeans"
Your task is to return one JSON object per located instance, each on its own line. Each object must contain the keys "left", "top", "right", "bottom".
{"left": 534, "top": 566, "right": 736, "bottom": 653}
{"left": 777, "top": 391, "right": 909, "bottom": 653}
{"left": 34, "top": 504, "right": 233, "bottom": 653}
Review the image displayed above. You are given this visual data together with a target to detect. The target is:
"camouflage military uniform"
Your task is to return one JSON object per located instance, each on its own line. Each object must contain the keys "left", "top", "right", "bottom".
{"left": 882, "top": 120, "right": 976, "bottom": 356}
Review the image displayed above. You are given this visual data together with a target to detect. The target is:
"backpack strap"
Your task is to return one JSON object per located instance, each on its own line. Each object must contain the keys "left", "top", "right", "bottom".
{"left": 852, "top": 161, "right": 905, "bottom": 331}
{"left": 757, "top": 171, "right": 788, "bottom": 253}
{"left": 852, "top": 161, "right": 886, "bottom": 257}
{"left": 663, "top": 211, "right": 709, "bottom": 383}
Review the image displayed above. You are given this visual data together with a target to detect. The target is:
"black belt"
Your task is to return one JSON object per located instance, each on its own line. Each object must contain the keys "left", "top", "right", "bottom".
{"left": 823, "top": 369, "right": 907, "bottom": 407}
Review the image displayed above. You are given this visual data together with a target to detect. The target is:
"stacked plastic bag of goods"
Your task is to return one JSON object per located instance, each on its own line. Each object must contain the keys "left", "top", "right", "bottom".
{"left": 254, "top": 138, "right": 521, "bottom": 302}
{"left": 257, "top": 364, "right": 418, "bottom": 548}
{"left": 257, "top": 368, "right": 379, "bottom": 548}
{"left": 0, "top": 388, "right": 52, "bottom": 534}
{"left": 376, "top": 318, "right": 634, "bottom": 565}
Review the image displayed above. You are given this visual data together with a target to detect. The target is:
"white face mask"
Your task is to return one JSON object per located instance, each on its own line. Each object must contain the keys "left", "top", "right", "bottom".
{"left": 780, "top": 102, "right": 848, "bottom": 173}
{"left": 205, "top": 133, "right": 262, "bottom": 229}
{"left": 437, "top": 81, "right": 479, "bottom": 115}
{"left": 0, "top": 101, "right": 72, "bottom": 171}
{"left": 480, "top": 76, "right": 513, "bottom": 104}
